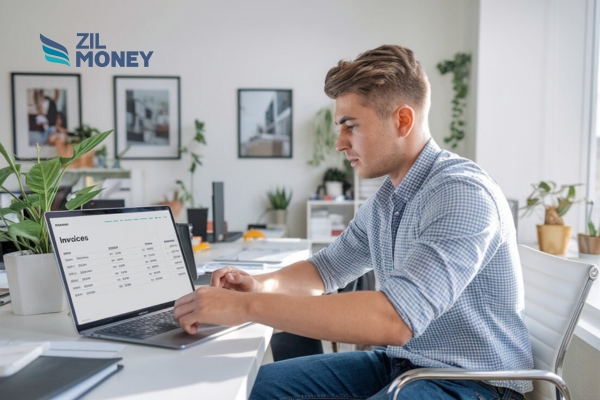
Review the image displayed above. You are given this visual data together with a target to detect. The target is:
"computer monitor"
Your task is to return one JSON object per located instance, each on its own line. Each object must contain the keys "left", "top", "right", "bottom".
{"left": 212, "top": 182, "right": 225, "bottom": 242}
{"left": 82, "top": 199, "right": 126, "bottom": 209}
{"left": 209, "top": 182, "right": 242, "bottom": 243}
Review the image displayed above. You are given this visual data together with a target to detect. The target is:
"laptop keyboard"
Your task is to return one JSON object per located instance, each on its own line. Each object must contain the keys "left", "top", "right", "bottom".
{"left": 95, "top": 310, "right": 180, "bottom": 339}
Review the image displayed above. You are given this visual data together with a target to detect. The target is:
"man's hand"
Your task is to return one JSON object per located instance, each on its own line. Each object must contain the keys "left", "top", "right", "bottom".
{"left": 173, "top": 286, "right": 249, "bottom": 334}
{"left": 210, "top": 266, "right": 261, "bottom": 292}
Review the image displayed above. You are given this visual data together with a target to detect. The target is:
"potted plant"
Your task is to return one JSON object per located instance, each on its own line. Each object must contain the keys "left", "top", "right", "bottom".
{"left": 0, "top": 130, "right": 111, "bottom": 315}
{"left": 308, "top": 107, "right": 338, "bottom": 167}
{"left": 267, "top": 186, "right": 292, "bottom": 226}
{"left": 323, "top": 167, "right": 347, "bottom": 198}
{"left": 94, "top": 145, "right": 107, "bottom": 168}
{"left": 49, "top": 124, "right": 101, "bottom": 168}
{"left": 578, "top": 200, "right": 600, "bottom": 257}
{"left": 112, "top": 145, "right": 131, "bottom": 169}
{"left": 176, "top": 120, "right": 208, "bottom": 237}
{"left": 521, "top": 181, "right": 582, "bottom": 255}
{"left": 160, "top": 190, "right": 183, "bottom": 219}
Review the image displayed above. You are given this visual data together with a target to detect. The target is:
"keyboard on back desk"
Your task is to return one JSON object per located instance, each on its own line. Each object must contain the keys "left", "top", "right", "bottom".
{"left": 95, "top": 310, "right": 181, "bottom": 339}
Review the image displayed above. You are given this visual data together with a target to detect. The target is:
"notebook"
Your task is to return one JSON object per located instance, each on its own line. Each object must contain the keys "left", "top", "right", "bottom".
{"left": 0, "top": 356, "right": 122, "bottom": 400}
{"left": 45, "top": 206, "right": 240, "bottom": 349}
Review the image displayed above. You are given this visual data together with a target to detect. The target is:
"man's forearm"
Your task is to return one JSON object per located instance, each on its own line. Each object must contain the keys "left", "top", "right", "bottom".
{"left": 245, "top": 290, "right": 412, "bottom": 346}
{"left": 254, "top": 260, "right": 326, "bottom": 296}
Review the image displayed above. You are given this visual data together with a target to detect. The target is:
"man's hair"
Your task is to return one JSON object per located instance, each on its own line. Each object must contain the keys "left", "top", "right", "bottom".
{"left": 324, "top": 45, "right": 430, "bottom": 119}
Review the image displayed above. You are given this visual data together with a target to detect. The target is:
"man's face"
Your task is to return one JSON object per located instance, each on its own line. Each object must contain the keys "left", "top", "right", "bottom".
{"left": 335, "top": 92, "right": 401, "bottom": 180}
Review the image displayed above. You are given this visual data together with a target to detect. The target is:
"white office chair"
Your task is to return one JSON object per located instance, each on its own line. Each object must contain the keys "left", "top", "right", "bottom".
{"left": 388, "top": 245, "right": 598, "bottom": 400}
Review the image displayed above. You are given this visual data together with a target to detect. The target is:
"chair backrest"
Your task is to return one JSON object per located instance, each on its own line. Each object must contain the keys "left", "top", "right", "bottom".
{"left": 518, "top": 245, "right": 598, "bottom": 400}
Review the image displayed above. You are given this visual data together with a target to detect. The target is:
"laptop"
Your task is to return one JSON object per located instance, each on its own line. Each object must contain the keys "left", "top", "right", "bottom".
{"left": 45, "top": 206, "right": 240, "bottom": 349}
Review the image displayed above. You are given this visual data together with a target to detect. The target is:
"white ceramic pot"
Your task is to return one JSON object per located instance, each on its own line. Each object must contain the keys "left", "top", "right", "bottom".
{"left": 325, "top": 181, "right": 343, "bottom": 197}
{"left": 4, "top": 252, "right": 67, "bottom": 315}
{"left": 272, "top": 209, "right": 288, "bottom": 226}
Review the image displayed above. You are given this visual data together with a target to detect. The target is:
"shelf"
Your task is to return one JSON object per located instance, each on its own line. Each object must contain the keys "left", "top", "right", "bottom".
{"left": 64, "top": 168, "right": 131, "bottom": 179}
{"left": 307, "top": 200, "right": 355, "bottom": 205}
{"left": 311, "top": 236, "right": 341, "bottom": 244}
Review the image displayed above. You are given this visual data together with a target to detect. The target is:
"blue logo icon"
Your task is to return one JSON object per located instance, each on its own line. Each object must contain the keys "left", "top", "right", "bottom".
{"left": 40, "top": 34, "right": 70, "bottom": 66}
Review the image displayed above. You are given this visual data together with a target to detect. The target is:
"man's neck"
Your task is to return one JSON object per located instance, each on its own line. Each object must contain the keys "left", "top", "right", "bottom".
{"left": 388, "top": 134, "right": 431, "bottom": 188}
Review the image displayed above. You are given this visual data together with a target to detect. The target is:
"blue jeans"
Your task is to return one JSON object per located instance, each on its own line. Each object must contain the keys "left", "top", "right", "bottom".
{"left": 250, "top": 348, "right": 525, "bottom": 400}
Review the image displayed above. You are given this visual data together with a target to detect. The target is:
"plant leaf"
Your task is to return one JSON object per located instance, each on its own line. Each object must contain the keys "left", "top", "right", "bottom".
{"left": 0, "top": 166, "right": 16, "bottom": 186}
{"left": 0, "top": 207, "right": 21, "bottom": 222}
{"left": 539, "top": 181, "right": 551, "bottom": 192}
{"left": 67, "top": 130, "right": 112, "bottom": 165}
{"left": 589, "top": 221, "right": 597, "bottom": 237}
{"left": 25, "top": 158, "right": 61, "bottom": 196}
{"left": 557, "top": 198, "right": 572, "bottom": 217}
{"left": 65, "top": 189, "right": 103, "bottom": 210}
{"left": 7, "top": 219, "right": 41, "bottom": 243}
{"left": 0, "top": 141, "right": 18, "bottom": 172}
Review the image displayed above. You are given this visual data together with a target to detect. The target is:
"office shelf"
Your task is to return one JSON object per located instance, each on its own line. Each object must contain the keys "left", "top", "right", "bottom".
{"left": 63, "top": 168, "right": 144, "bottom": 207}
{"left": 306, "top": 171, "right": 386, "bottom": 251}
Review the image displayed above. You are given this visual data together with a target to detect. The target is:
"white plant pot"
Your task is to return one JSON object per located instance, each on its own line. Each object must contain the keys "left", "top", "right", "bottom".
{"left": 4, "top": 252, "right": 67, "bottom": 316}
{"left": 272, "top": 209, "right": 288, "bottom": 226}
{"left": 325, "top": 181, "right": 343, "bottom": 197}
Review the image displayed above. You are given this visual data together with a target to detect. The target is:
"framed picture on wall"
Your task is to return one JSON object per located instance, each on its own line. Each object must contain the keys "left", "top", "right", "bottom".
{"left": 114, "top": 76, "right": 181, "bottom": 160}
{"left": 238, "top": 89, "right": 293, "bottom": 158}
{"left": 11, "top": 72, "right": 82, "bottom": 159}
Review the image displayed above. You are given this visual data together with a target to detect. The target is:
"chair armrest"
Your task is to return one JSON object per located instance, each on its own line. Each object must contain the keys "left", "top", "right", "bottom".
{"left": 386, "top": 368, "right": 570, "bottom": 400}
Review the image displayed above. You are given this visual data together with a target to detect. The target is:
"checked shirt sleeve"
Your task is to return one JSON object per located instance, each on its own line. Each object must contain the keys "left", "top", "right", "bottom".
{"left": 308, "top": 200, "right": 374, "bottom": 294}
{"left": 381, "top": 177, "right": 503, "bottom": 338}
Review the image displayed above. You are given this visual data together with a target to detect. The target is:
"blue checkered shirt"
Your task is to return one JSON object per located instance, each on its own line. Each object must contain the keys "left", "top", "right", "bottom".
{"left": 309, "top": 139, "right": 534, "bottom": 393}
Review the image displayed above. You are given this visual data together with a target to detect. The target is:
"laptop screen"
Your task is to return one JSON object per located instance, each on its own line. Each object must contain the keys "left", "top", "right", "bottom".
{"left": 46, "top": 207, "right": 194, "bottom": 328}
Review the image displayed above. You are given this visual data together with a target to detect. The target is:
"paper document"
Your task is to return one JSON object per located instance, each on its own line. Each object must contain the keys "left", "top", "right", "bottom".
{"left": 202, "top": 262, "right": 268, "bottom": 271}
{"left": 3, "top": 341, "right": 126, "bottom": 359}
{"left": 214, "top": 249, "right": 287, "bottom": 264}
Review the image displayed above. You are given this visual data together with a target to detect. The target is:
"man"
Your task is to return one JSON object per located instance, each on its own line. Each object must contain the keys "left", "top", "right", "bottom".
{"left": 173, "top": 45, "right": 533, "bottom": 400}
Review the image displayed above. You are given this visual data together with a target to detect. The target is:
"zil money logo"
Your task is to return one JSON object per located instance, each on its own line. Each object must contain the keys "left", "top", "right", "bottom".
{"left": 40, "top": 34, "right": 70, "bottom": 66}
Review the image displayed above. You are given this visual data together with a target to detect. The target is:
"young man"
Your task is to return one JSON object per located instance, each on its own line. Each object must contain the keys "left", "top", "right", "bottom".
{"left": 173, "top": 45, "right": 533, "bottom": 400}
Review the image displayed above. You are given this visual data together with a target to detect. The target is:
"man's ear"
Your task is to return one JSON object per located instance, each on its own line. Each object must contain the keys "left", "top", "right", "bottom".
{"left": 393, "top": 105, "right": 415, "bottom": 138}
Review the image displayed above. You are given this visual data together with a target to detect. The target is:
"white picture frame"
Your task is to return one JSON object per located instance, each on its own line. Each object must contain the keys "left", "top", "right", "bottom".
{"left": 114, "top": 76, "right": 181, "bottom": 160}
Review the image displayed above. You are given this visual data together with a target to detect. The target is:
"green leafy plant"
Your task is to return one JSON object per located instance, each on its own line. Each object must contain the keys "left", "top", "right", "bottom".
{"left": 521, "top": 181, "right": 583, "bottom": 225}
{"left": 68, "top": 124, "right": 101, "bottom": 144}
{"left": 267, "top": 187, "right": 292, "bottom": 210}
{"left": 94, "top": 145, "right": 107, "bottom": 157}
{"left": 584, "top": 200, "right": 600, "bottom": 236}
{"left": 0, "top": 130, "right": 112, "bottom": 254}
{"left": 176, "top": 120, "right": 207, "bottom": 208}
{"left": 437, "top": 53, "right": 471, "bottom": 149}
{"left": 323, "top": 167, "right": 347, "bottom": 182}
{"left": 309, "top": 107, "right": 338, "bottom": 166}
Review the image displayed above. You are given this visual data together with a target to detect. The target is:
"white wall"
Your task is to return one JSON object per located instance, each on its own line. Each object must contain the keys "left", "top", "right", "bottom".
{"left": 0, "top": 0, "right": 475, "bottom": 237}
{"left": 476, "top": 0, "right": 594, "bottom": 243}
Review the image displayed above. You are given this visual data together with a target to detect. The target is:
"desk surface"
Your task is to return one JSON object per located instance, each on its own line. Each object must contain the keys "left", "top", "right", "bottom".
{"left": 193, "top": 239, "right": 311, "bottom": 284}
{"left": 0, "top": 305, "right": 272, "bottom": 399}
{"left": 0, "top": 239, "right": 310, "bottom": 399}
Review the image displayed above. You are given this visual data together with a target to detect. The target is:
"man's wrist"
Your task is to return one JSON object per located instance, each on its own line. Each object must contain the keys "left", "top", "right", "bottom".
{"left": 243, "top": 292, "right": 259, "bottom": 322}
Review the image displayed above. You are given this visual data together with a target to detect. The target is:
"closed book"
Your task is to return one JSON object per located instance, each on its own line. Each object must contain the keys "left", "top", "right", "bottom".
{"left": 0, "top": 355, "right": 122, "bottom": 400}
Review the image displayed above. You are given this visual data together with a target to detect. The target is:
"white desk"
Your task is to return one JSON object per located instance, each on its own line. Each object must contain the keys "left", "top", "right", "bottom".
{"left": 193, "top": 239, "right": 311, "bottom": 283}
{"left": 0, "top": 305, "right": 272, "bottom": 399}
{"left": 0, "top": 239, "right": 311, "bottom": 399}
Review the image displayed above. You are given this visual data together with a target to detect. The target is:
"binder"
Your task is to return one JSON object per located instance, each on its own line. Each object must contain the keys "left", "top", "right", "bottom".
{"left": 0, "top": 356, "right": 122, "bottom": 400}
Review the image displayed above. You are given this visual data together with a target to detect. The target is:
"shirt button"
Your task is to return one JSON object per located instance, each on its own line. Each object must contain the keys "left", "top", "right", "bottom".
{"left": 394, "top": 211, "right": 400, "bottom": 216}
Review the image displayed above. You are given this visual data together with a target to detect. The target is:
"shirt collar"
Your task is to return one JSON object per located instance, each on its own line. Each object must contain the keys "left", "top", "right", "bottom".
{"left": 377, "top": 138, "right": 442, "bottom": 204}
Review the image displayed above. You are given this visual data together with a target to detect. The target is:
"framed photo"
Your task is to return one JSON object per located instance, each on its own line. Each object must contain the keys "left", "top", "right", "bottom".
{"left": 11, "top": 72, "right": 81, "bottom": 159}
{"left": 238, "top": 89, "right": 292, "bottom": 158}
{"left": 114, "top": 76, "right": 180, "bottom": 160}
